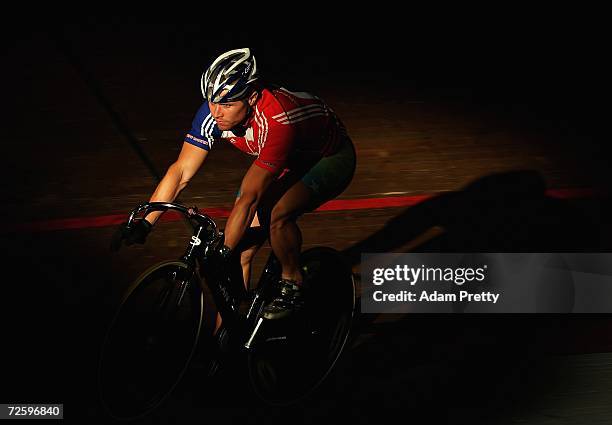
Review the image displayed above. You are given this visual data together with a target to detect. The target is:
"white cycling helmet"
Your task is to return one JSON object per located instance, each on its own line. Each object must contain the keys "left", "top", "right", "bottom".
{"left": 201, "top": 48, "right": 259, "bottom": 103}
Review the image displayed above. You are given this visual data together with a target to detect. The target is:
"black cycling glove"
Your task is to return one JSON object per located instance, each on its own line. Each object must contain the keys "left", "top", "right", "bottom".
{"left": 110, "top": 218, "right": 153, "bottom": 251}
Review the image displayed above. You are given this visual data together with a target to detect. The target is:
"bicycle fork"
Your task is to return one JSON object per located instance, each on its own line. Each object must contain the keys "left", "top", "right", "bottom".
{"left": 172, "top": 270, "right": 190, "bottom": 308}
{"left": 156, "top": 269, "right": 191, "bottom": 322}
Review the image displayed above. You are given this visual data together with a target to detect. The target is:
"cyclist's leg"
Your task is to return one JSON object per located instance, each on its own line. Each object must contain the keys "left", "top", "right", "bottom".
{"left": 236, "top": 214, "right": 267, "bottom": 287}
{"left": 267, "top": 137, "right": 357, "bottom": 285}
{"left": 231, "top": 190, "right": 270, "bottom": 287}
{"left": 254, "top": 167, "right": 319, "bottom": 285}
{"left": 257, "top": 139, "right": 355, "bottom": 320}
{"left": 268, "top": 182, "right": 315, "bottom": 283}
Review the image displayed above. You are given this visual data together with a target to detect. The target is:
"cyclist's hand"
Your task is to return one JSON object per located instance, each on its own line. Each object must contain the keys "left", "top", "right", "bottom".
{"left": 110, "top": 218, "right": 153, "bottom": 252}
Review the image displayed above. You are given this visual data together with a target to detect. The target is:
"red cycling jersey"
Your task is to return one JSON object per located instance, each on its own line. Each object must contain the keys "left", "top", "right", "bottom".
{"left": 185, "top": 86, "right": 348, "bottom": 176}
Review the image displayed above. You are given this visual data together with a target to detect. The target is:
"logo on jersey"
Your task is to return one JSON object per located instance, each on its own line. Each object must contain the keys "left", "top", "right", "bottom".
{"left": 245, "top": 127, "right": 255, "bottom": 142}
{"left": 185, "top": 133, "right": 210, "bottom": 147}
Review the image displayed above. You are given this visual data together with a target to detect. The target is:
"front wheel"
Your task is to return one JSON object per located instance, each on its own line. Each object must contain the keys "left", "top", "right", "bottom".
{"left": 98, "top": 261, "right": 204, "bottom": 420}
{"left": 248, "top": 247, "right": 356, "bottom": 405}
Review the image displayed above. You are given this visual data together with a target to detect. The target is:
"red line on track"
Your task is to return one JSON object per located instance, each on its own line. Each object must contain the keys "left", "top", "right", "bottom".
{"left": 2, "top": 188, "right": 603, "bottom": 234}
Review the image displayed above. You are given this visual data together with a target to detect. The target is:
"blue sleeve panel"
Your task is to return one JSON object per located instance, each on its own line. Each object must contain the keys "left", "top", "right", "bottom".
{"left": 184, "top": 102, "right": 221, "bottom": 151}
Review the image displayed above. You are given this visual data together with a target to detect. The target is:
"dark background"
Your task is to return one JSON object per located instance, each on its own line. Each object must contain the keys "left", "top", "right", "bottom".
{"left": 3, "top": 13, "right": 612, "bottom": 424}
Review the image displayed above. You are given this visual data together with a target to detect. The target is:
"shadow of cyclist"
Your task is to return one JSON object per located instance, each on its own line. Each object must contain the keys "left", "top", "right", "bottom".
{"left": 310, "top": 169, "right": 612, "bottom": 425}
{"left": 341, "top": 169, "right": 610, "bottom": 333}
{"left": 342, "top": 169, "right": 606, "bottom": 261}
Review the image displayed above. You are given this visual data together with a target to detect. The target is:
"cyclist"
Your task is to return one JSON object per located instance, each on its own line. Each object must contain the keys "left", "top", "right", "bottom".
{"left": 113, "top": 48, "right": 356, "bottom": 321}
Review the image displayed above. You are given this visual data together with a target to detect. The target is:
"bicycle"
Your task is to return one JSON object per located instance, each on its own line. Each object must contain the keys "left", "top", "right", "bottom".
{"left": 98, "top": 202, "right": 356, "bottom": 420}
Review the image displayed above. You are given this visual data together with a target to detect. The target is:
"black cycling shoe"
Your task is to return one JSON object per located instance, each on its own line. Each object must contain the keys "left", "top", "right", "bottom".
{"left": 262, "top": 279, "right": 305, "bottom": 320}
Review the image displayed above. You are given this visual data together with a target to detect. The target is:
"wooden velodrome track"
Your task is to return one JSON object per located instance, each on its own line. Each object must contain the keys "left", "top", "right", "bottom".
{"left": 4, "top": 23, "right": 612, "bottom": 424}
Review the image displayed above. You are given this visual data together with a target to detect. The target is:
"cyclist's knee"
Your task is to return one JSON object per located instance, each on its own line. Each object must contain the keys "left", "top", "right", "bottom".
{"left": 270, "top": 205, "right": 299, "bottom": 231}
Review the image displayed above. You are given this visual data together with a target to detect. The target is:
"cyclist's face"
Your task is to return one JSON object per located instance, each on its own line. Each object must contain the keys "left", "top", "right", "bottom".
{"left": 209, "top": 90, "right": 258, "bottom": 130}
{"left": 208, "top": 100, "right": 249, "bottom": 130}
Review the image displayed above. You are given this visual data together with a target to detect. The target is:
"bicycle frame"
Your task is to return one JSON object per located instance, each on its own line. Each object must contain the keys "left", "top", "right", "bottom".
{"left": 126, "top": 202, "right": 279, "bottom": 348}
{"left": 118, "top": 202, "right": 356, "bottom": 408}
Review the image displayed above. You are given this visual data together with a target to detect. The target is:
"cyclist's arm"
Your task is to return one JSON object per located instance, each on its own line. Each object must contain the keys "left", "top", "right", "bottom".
{"left": 223, "top": 162, "right": 274, "bottom": 249}
{"left": 145, "top": 142, "right": 209, "bottom": 224}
